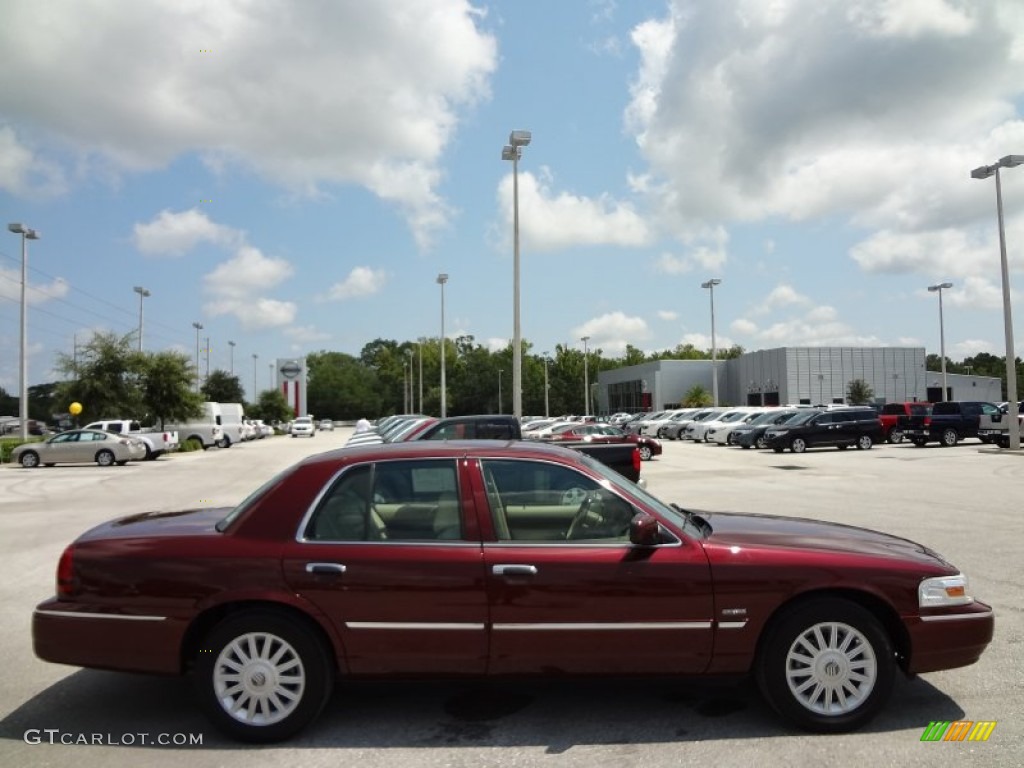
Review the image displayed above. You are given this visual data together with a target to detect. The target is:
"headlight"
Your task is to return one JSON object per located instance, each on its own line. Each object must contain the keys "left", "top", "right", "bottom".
{"left": 771, "top": 429, "right": 787, "bottom": 436}
{"left": 919, "top": 574, "right": 973, "bottom": 608}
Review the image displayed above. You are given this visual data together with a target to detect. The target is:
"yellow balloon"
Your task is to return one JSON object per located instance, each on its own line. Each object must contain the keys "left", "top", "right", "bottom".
{"left": 69, "top": 402, "right": 82, "bottom": 416}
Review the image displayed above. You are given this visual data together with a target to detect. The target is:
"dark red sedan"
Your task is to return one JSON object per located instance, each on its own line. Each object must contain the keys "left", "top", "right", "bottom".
{"left": 33, "top": 440, "right": 993, "bottom": 742}
{"left": 542, "top": 423, "right": 663, "bottom": 461}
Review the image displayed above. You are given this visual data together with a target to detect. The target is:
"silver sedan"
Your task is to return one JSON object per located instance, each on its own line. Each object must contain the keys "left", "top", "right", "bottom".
{"left": 10, "top": 429, "right": 147, "bottom": 468}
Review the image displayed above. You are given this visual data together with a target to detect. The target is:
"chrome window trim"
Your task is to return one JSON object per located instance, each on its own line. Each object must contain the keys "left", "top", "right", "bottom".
{"left": 35, "top": 610, "right": 167, "bottom": 622}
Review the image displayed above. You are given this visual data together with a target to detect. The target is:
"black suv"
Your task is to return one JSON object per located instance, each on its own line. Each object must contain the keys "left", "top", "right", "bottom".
{"left": 763, "top": 407, "right": 882, "bottom": 453}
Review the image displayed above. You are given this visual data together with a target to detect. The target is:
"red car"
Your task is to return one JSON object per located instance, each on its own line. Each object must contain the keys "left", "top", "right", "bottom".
{"left": 33, "top": 440, "right": 993, "bottom": 742}
{"left": 542, "top": 423, "right": 663, "bottom": 461}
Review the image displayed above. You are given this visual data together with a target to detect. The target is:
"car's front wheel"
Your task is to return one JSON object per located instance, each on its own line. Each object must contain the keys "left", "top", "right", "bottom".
{"left": 790, "top": 437, "right": 807, "bottom": 453}
{"left": 856, "top": 435, "right": 873, "bottom": 450}
{"left": 194, "top": 611, "right": 334, "bottom": 743}
{"left": 638, "top": 444, "right": 652, "bottom": 461}
{"left": 757, "top": 599, "right": 895, "bottom": 733}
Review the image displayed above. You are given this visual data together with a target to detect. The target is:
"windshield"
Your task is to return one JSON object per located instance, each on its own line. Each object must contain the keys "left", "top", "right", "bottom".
{"left": 572, "top": 451, "right": 705, "bottom": 539}
{"left": 784, "top": 410, "right": 820, "bottom": 426}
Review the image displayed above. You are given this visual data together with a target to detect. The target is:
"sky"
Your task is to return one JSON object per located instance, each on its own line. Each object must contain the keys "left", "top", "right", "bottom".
{"left": 2, "top": 0, "right": 1024, "bottom": 402}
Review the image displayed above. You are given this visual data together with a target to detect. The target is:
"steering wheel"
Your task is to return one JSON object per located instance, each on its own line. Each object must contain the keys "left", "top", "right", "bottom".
{"left": 566, "top": 493, "right": 599, "bottom": 540}
{"left": 561, "top": 486, "right": 587, "bottom": 506}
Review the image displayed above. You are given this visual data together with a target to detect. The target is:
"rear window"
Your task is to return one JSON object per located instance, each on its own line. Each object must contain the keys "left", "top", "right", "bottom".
{"left": 909, "top": 404, "right": 931, "bottom": 416}
{"left": 933, "top": 402, "right": 961, "bottom": 415}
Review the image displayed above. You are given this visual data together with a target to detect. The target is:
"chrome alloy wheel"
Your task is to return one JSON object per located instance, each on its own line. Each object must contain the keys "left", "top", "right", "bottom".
{"left": 784, "top": 621, "right": 877, "bottom": 716}
{"left": 214, "top": 632, "right": 306, "bottom": 726}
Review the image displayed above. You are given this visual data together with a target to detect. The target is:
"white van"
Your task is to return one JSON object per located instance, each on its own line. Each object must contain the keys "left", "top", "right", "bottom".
{"left": 213, "top": 402, "right": 246, "bottom": 447}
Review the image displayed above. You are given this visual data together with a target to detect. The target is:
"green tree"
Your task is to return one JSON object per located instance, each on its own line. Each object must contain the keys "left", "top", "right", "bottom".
{"left": 250, "top": 388, "right": 293, "bottom": 423}
{"left": 682, "top": 385, "right": 712, "bottom": 407}
{"left": 201, "top": 369, "right": 246, "bottom": 404}
{"left": 0, "top": 385, "right": 16, "bottom": 416}
{"left": 847, "top": 378, "right": 875, "bottom": 405}
{"left": 307, "top": 351, "right": 383, "bottom": 420}
{"left": 54, "top": 331, "right": 145, "bottom": 421}
{"left": 141, "top": 351, "right": 205, "bottom": 427}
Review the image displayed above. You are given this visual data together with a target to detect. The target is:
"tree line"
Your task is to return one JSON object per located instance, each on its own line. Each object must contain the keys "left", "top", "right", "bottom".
{"left": 1, "top": 333, "right": 1021, "bottom": 426}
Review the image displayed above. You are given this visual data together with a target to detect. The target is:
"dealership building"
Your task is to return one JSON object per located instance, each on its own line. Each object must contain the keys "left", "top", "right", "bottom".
{"left": 596, "top": 346, "right": 1002, "bottom": 413}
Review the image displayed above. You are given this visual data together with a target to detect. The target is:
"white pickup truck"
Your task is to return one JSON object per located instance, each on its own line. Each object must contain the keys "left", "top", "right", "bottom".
{"left": 83, "top": 420, "right": 180, "bottom": 460}
{"left": 977, "top": 408, "right": 1024, "bottom": 448}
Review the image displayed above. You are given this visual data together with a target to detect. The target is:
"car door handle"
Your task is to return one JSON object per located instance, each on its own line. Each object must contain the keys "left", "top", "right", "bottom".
{"left": 305, "top": 562, "right": 346, "bottom": 575}
{"left": 492, "top": 564, "right": 538, "bottom": 576}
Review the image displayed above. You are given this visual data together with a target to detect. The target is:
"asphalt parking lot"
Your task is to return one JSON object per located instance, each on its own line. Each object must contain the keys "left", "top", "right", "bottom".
{"left": 0, "top": 430, "right": 1020, "bottom": 767}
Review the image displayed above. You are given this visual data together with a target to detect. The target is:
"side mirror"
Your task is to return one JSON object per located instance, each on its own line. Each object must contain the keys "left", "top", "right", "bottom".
{"left": 629, "top": 512, "right": 661, "bottom": 547}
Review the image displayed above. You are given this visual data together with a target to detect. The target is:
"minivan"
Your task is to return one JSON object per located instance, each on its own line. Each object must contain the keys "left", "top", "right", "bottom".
{"left": 763, "top": 407, "right": 882, "bottom": 453}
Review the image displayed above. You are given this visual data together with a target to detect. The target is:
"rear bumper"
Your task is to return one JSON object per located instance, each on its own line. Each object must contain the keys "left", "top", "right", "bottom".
{"left": 33, "top": 598, "right": 185, "bottom": 675}
{"left": 906, "top": 601, "right": 995, "bottom": 674}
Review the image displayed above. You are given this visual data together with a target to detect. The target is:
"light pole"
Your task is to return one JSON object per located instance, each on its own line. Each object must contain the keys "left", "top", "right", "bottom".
{"left": 7, "top": 222, "right": 39, "bottom": 442}
{"left": 701, "top": 279, "right": 722, "bottom": 406}
{"left": 497, "top": 369, "right": 503, "bottom": 414}
{"left": 418, "top": 338, "right": 424, "bottom": 413}
{"left": 972, "top": 155, "right": 1023, "bottom": 450}
{"left": 581, "top": 336, "right": 591, "bottom": 417}
{"left": 252, "top": 353, "right": 258, "bottom": 400}
{"left": 268, "top": 362, "right": 274, "bottom": 391}
{"left": 437, "top": 273, "right": 448, "bottom": 417}
{"left": 133, "top": 286, "right": 150, "bottom": 352}
{"left": 502, "top": 129, "right": 531, "bottom": 420}
{"left": 543, "top": 351, "right": 550, "bottom": 418}
{"left": 228, "top": 340, "right": 236, "bottom": 374}
{"left": 204, "top": 336, "right": 211, "bottom": 381}
{"left": 192, "top": 321, "right": 203, "bottom": 392}
{"left": 928, "top": 282, "right": 954, "bottom": 402}
{"left": 406, "top": 349, "right": 413, "bottom": 413}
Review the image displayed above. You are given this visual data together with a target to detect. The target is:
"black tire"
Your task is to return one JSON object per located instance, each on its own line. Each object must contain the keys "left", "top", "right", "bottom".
{"left": 940, "top": 428, "right": 959, "bottom": 447}
{"left": 856, "top": 435, "right": 873, "bottom": 450}
{"left": 911, "top": 438, "right": 926, "bottom": 447}
{"left": 95, "top": 450, "right": 115, "bottom": 467}
{"left": 194, "top": 611, "right": 334, "bottom": 743}
{"left": 19, "top": 451, "right": 40, "bottom": 468}
{"left": 143, "top": 444, "right": 154, "bottom": 460}
{"left": 116, "top": 460, "right": 128, "bottom": 466}
{"left": 756, "top": 435, "right": 768, "bottom": 449}
{"left": 756, "top": 598, "right": 895, "bottom": 733}
{"left": 790, "top": 437, "right": 807, "bottom": 454}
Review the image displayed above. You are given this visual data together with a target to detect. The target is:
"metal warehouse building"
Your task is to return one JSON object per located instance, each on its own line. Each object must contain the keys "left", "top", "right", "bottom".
{"left": 596, "top": 347, "right": 1002, "bottom": 413}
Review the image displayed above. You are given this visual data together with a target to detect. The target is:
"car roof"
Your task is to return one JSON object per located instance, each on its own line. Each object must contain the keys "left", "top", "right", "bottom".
{"left": 298, "top": 438, "right": 591, "bottom": 469}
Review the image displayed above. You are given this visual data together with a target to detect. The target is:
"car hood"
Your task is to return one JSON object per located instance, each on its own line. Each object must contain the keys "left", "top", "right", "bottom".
{"left": 78, "top": 507, "right": 232, "bottom": 541}
{"left": 696, "top": 510, "right": 953, "bottom": 568}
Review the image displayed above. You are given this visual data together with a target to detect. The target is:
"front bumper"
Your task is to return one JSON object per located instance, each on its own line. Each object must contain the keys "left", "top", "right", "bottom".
{"left": 905, "top": 600, "right": 995, "bottom": 674}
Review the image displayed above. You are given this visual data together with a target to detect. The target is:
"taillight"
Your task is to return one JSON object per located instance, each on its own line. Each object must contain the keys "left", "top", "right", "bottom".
{"left": 632, "top": 447, "right": 641, "bottom": 475}
{"left": 924, "top": 416, "right": 931, "bottom": 427}
{"left": 56, "top": 545, "right": 77, "bottom": 597}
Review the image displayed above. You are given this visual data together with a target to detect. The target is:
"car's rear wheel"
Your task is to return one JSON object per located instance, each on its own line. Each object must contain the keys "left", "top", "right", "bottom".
{"left": 194, "top": 611, "right": 333, "bottom": 743}
{"left": 757, "top": 599, "right": 894, "bottom": 733}
{"left": 19, "top": 451, "right": 40, "bottom": 468}
{"left": 638, "top": 444, "right": 653, "bottom": 461}
{"left": 856, "top": 435, "right": 873, "bottom": 450}
{"left": 887, "top": 428, "right": 904, "bottom": 444}
{"left": 95, "top": 450, "right": 115, "bottom": 467}
{"left": 790, "top": 437, "right": 807, "bottom": 454}
{"left": 941, "top": 428, "right": 959, "bottom": 447}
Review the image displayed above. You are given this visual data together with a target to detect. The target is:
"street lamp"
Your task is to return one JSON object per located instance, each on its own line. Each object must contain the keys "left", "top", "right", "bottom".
{"left": 132, "top": 286, "right": 150, "bottom": 352}
{"left": 928, "top": 282, "right": 954, "bottom": 402}
{"left": 581, "top": 336, "right": 591, "bottom": 417}
{"left": 252, "top": 353, "right": 258, "bottom": 400}
{"left": 228, "top": 340, "right": 236, "bottom": 374}
{"left": 437, "top": 273, "right": 448, "bottom": 417}
{"left": 701, "top": 279, "right": 722, "bottom": 406}
{"left": 543, "top": 351, "right": 550, "bottom": 418}
{"left": 192, "top": 321, "right": 203, "bottom": 392}
{"left": 502, "top": 129, "right": 531, "bottom": 420}
{"left": 972, "top": 154, "right": 1023, "bottom": 450}
{"left": 417, "top": 338, "right": 424, "bottom": 413}
{"left": 497, "top": 369, "right": 503, "bottom": 414}
{"left": 7, "top": 222, "right": 40, "bottom": 442}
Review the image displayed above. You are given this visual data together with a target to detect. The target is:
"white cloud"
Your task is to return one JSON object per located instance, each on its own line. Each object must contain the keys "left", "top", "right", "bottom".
{"left": 323, "top": 267, "right": 389, "bottom": 301}
{"left": 653, "top": 226, "right": 729, "bottom": 274}
{"left": 500, "top": 169, "right": 652, "bottom": 251}
{"left": 485, "top": 338, "right": 509, "bottom": 352}
{"left": 657, "top": 310, "right": 678, "bottom": 321}
{"left": 133, "top": 208, "right": 240, "bottom": 256}
{"left": 624, "top": 0, "right": 1024, "bottom": 260}
{"left": 0, "top": 268, "right": 69, "bottom": 305}
{"left": 731, "top": 318, "right": 758, "bottom": 335}
{"left": 284, "top": 325, "right": 331, "bottom": 343}
{"left": 572, "top": 311, "right": 650, "bottom": 355}
{"left": 0, "top": 126, "right": 66, "bottom": 198}
{"left": 202, "top": 246, "right": 296, "bottom": 329}
{"left": 0, "top": 1, "right": 498, "bottom": 248}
